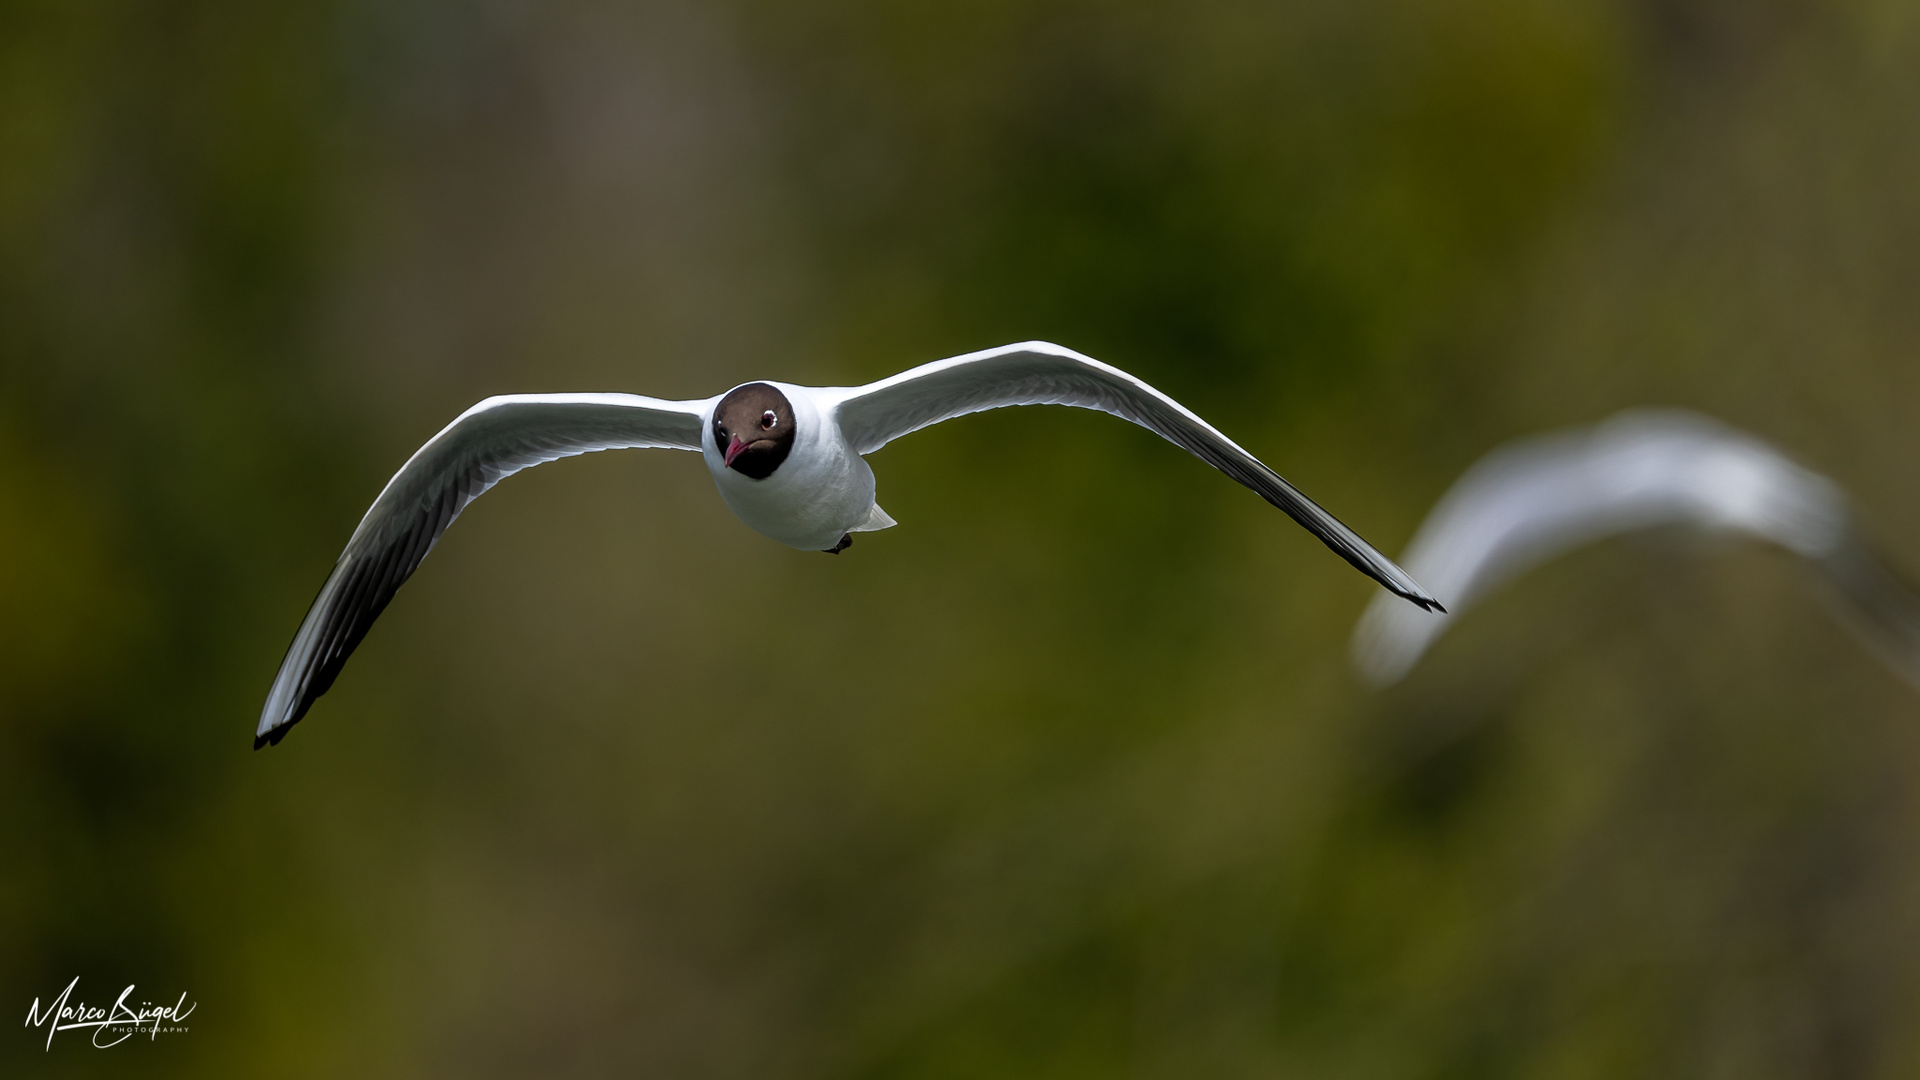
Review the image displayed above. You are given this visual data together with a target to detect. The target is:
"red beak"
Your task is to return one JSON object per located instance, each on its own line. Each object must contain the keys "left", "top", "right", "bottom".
{"left": 724, "top": 435, "right": 749, "bottom": 468}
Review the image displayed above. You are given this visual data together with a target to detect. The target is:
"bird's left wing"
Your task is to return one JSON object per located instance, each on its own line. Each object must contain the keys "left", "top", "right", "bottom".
{"left": 1346, "top": 409, "right": 1910, "bottom": 687}
{"left": 824, "top": 341, "right": 1441, "bottom": 611}
{"left": 1816, "top": 534, "right": 1920, "bottom": 691}
{"left": 257, "top": 393, "right": 707, "bottom": 747}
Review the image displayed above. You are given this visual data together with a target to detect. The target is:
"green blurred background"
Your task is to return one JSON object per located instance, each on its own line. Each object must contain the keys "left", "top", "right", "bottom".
{"left": 5, "top": 0, "right": 1920, "bottom": 1075}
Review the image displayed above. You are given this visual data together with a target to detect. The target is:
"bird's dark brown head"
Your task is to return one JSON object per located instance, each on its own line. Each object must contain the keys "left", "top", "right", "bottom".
{"left": 713, "top": 383, "right": 796, "bottom": 480}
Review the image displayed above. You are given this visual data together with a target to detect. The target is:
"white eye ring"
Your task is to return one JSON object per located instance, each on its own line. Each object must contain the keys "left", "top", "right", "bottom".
{"left": 761, "top": 410, "right": 778, "bottom": 429}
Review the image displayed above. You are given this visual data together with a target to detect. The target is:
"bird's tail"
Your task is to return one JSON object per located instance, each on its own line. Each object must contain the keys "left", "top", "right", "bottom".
{"left": 853, "top": 503, "right": 897, "bottom": 532}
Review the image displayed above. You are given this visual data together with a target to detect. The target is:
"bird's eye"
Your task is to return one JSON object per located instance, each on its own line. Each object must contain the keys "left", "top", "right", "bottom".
{"left": 761, "top": 410, "right": 777, "bottom": 429}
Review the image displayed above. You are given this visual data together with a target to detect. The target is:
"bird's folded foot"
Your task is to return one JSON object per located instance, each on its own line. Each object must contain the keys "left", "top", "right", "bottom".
{"left": 824, "top": 533, "right": 853, "bottom": 554}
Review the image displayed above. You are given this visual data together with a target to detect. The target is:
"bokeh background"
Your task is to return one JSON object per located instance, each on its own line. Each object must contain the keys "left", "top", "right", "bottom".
{"left": 5, "top": 0, "right": 1920, "bottom": 1075}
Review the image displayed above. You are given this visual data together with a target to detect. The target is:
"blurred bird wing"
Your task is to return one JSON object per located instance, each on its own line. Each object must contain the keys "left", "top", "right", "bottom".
{"left": 1812, "top": 535, "right": 1920, "bottom": 691}
{"left": 257, "top": 393, "right": 708, "bottom": 747}
{"left": 1350, "top": 409, "right": 1855, "bottom": 685}
{"left": 823, "top": 340, "right": 1441, "bottom": 611}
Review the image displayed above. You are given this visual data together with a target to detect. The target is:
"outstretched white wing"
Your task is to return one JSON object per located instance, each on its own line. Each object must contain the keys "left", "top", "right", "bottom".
{"left": 826, "top": 341, "right": 1442, "bottom": 612}
{"left": 1350, "top": 409, "right": 1920, "bottom": 689}
{"left": 258, "top": 393, "right": 708, "bottom": 747}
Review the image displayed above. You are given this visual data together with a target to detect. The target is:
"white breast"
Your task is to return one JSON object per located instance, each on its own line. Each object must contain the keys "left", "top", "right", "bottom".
{"left": 701, "top": 384, "right": 879, "bottom": 550}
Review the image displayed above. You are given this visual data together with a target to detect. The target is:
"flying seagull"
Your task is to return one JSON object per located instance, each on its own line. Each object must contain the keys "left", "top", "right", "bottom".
{"left": 258, "top": 340, "right": 1443, "bottom": 747}
{"left": 1350, "top": 408, "right": 1920, "bottom": 689}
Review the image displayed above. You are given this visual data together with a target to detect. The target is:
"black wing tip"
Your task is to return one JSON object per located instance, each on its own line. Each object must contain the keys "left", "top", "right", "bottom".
{"left": 252, "top": 704, "right": 310, "bottom": 750}
{"left": 1398, "top": 589, "right": 1447, "bottom": 615}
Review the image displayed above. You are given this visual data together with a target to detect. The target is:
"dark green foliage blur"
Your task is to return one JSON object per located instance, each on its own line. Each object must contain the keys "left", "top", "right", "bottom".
{"left": 5, "top": 0, "right": 1920, "bottom": 1075}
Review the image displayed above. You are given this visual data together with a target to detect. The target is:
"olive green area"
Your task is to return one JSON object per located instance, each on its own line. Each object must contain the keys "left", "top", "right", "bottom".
{"left": 5, "top": 0, "right": 1920, "bottom": 1076}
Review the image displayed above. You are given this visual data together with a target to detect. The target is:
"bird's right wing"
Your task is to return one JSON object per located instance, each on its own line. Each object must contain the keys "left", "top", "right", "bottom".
{"left": 258, "top": 393, "right": 708, "bottom": 747}
{"left": 825, "top": 341, "right": 1441, "bottom": 611}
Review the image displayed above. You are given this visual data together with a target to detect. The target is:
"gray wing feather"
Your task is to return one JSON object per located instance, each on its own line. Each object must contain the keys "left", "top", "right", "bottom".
{"left": 828, "top": 341, "right": 1441, "bottom": 611}
{"left": 257, "top": 393, "right": 706, "bottom": 747}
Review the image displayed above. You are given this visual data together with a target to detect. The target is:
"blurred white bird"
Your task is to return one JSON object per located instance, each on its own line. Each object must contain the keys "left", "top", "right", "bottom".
{"left": 260, "top": 341, "right": 1442, "bottom": 747}
{"left": 1350, "top": 409, "right": 1920, "bottom": 689}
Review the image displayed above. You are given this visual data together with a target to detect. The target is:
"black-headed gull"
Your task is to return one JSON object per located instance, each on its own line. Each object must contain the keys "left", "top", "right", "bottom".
{"left": 1350, "top": 409, "right": 1920, "bottom": 689}
{"left": 258, "top": 341, "right": 1442, "bottom": 747}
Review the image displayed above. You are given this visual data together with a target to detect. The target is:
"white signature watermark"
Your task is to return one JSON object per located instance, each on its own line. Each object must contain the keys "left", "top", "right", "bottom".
{"left": 24, "top": 978, "right": 194, "bottom": 1050}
